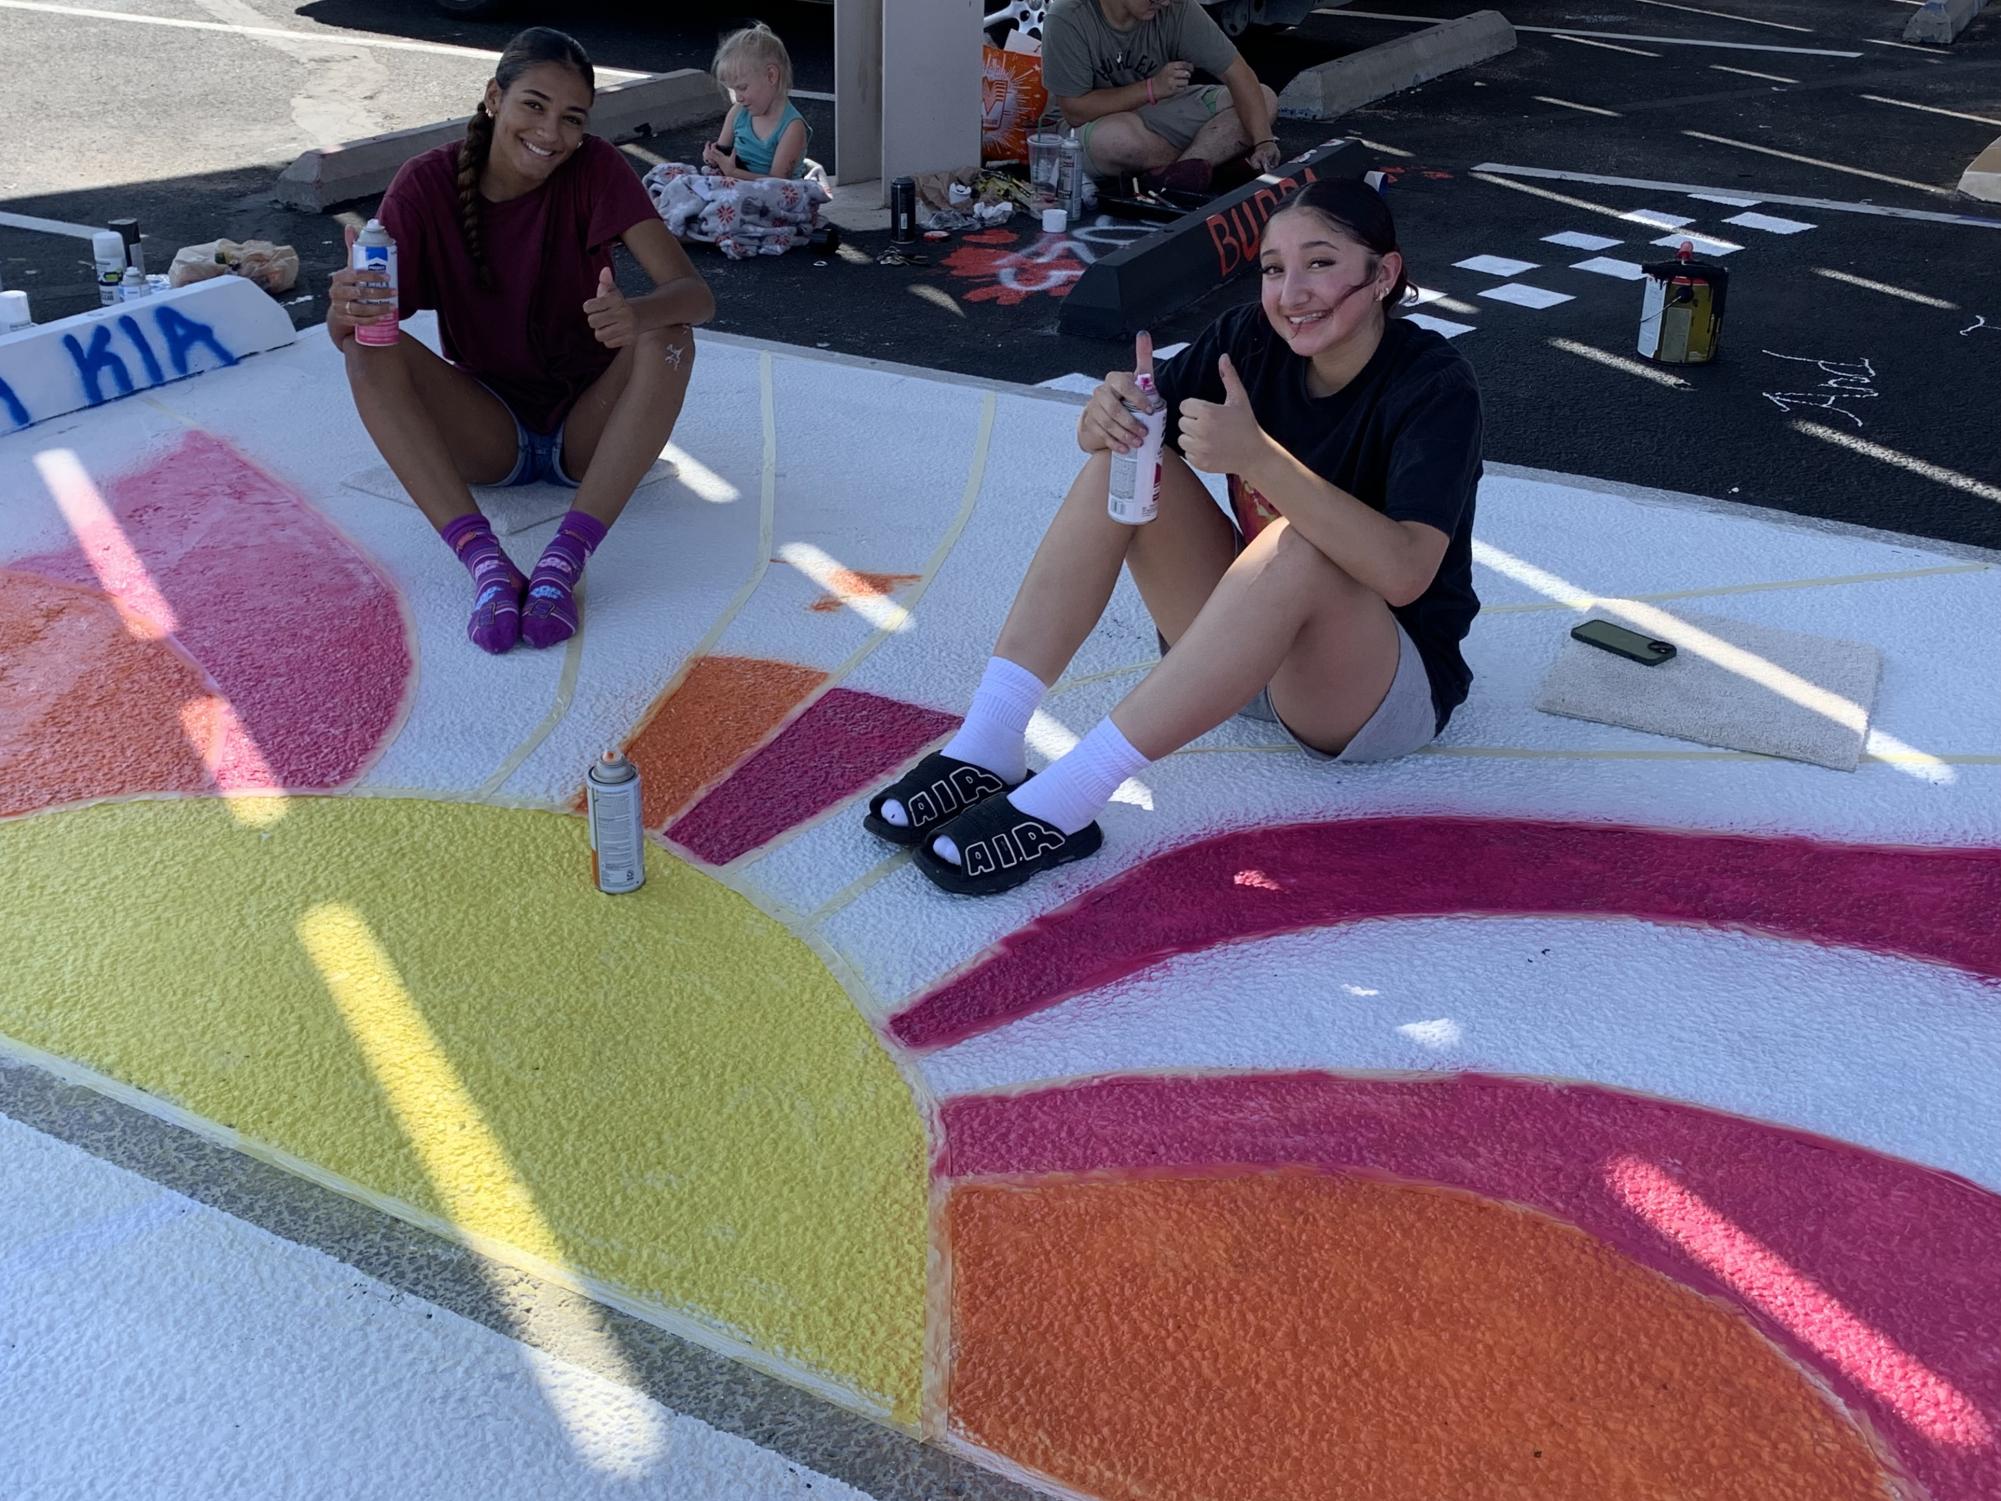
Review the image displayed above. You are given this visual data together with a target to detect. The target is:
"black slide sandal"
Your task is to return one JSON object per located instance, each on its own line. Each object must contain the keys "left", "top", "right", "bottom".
{"left": 913, "top": 795, "right": 1102, "bottom": 897}
{"left": 862, "top": 751, "right": 1018, "bottom": 848}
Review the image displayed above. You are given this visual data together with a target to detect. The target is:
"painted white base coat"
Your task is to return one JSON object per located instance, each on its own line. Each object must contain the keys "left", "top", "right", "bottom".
{"left": 0, "top": 1114, "right": 876, "bottom": 1500}
{"left": 915, "top": 917, "right": 2001, "bottom": 1192}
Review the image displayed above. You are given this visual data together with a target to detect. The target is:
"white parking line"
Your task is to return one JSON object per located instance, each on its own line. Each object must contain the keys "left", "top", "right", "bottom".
{"left": 1318, "top": 10, "right": 1864, "bottom": 55}
{"left": 1630, "top": 0, "right": 1814, "bottom": 33}
{"left": 1535, "top": 96, "right": 1623, "bottom": 117}
{"left": 0, "top": 0, "right": 650, "bottom": 77}
{"left": 1810, "top": 268, "right": 1957, "bottom": 309}
{"left": 1552, "top": 34, "right": 1663, "bottom": 56}
{"left": 1860, "top": 95, "right": 2001, "bottom": 129}
{"left": 1682, "top": 129, "right": 1949, "bottom": 197}
{"left": 0, "top": 209, "right": 103, "bottom": 239}
{"left": 1711, "top": 64, "right": 1799, "bottom": 83}
{"left": 1474, "top": 164, "right": 2001, "bottom": 227}
{"left": 1863, "top": 38, "right": 1949, "bottom": 55}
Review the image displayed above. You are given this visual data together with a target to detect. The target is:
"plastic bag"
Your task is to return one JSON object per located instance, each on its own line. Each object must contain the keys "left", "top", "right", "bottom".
{"left": 168, "top": 238, "right": 301, "bottom": 295}
{"left": 981, "top": 44, "right": 1048, "bottom": 165}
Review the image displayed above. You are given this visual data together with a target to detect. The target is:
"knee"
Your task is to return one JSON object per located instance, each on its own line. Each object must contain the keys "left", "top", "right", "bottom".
{"left": 1239, "top": 519, "right": 1362, "bottom": 593}
{"left": 1261, "top": 83, "right": 1279, "bottom": 116}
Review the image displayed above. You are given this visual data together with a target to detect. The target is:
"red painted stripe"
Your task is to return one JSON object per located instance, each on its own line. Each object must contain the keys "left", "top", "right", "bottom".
{"left": 891, "top": 818, "right": 2001, "bottom": 1049}
{"left": 941, "top": 1072, "right": 2001, "bottom": 1501}
{"left": 666, "top": 687, "right": 955, "bottom": 865}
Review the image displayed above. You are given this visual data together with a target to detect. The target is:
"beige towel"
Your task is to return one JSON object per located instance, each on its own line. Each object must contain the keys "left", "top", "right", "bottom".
{"left": 1536, "top": 603, "right": 1882, "bottom": 771}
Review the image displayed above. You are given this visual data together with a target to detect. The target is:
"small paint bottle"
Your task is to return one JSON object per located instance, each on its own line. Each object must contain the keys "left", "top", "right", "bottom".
{"left": 0, "top": 289, "right": 31, "bottom": 333}
{"left": 585, "top": 751, "right": 646, "bottom": 894}
{"left": 1106, "top": 372, "right": 1165, "bottom": 525}
{"left": 93, "top": 230, "right": 127, "bottom": 306}
{"left": 119, "top": 250, "right": 151, "bottom": 302}
{"left": 349, "top": 218, "right": 400, "bottom": 346}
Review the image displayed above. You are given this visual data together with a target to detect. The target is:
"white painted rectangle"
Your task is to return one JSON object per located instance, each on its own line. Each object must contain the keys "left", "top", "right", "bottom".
{"left": 1572, "top": 256, "right": 1647, "bottom": 279}
{"left": 1653, "top": 232, "right": 1743, "bottom": 255}
{"left": 1690, "top": 192, "right": 1761, "bottom": 206}
{"left": 1478, "top": 283, "right": 1575, "bottom": 309}
{"left": 1542, "top": 230, "right": 1623, "bottom": 250}
{"left": 1404, "top": 312, "right": 1476, "bottom": 338}
{"left": 1725, "top": 210, "right": 1816, "bottom": 233}
{"left": 1622, "top": 209, "right": 1696, "bottom": 229}
{"left": 1455, "top": 254, "right": 1541, "bottom": 276}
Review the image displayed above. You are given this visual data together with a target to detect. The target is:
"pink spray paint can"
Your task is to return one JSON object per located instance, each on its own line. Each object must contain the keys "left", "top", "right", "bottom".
{"left": 350, "top": 218, "right": 401, "bottom": 347}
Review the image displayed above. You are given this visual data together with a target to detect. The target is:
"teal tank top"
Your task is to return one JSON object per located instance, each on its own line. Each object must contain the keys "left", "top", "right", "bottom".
{"left": 731, "top": 102, "right": 810, "bottom": 179}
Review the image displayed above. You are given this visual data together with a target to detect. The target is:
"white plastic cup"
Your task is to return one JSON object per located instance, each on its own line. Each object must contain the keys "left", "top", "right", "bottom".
{"left": 1042, "top": 207, "right": 1067, "bottom": 235}
{"left": 0, "top": 289, "right": 30, "bottom": 332}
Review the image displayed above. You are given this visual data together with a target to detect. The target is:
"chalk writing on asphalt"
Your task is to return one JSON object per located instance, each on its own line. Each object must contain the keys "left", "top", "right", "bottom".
{"left": 1961, "top": 315, "right": 1993, "bottom": 337}
{"left": 1760, "top": 349, "right": 1878, "bottom": 429}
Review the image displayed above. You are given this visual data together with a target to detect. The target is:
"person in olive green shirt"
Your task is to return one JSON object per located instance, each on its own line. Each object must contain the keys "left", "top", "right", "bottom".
{"left": 1040, "top": 0, "right": 1280, "bottom": 186}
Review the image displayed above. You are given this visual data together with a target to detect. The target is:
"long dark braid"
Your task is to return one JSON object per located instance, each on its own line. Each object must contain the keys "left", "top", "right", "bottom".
{"left": 453, "top": 27, "right": 596, "bottom": 293}
{"left": 456, "top": 104, "right": 497, "bottom": 290}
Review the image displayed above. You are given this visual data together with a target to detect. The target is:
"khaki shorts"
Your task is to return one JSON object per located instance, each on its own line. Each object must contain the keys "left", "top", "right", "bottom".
{"left": 1079, "top": 84, "right": 1229, "bottom": 178}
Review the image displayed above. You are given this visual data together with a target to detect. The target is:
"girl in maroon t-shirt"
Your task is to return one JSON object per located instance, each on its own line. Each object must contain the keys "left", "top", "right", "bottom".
{"left": 328, "top": 27, "right": 714, "bottom": 654}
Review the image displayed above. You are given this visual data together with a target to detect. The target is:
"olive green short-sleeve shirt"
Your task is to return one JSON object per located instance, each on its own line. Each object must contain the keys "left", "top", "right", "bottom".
{"left": 1040, "top": 0, "right": 1241, "bottom": 99}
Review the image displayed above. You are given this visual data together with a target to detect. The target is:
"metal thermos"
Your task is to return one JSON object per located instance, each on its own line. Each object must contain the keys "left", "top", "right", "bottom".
{"left": 888, "top": 176, "right": 918, "bottom": 244}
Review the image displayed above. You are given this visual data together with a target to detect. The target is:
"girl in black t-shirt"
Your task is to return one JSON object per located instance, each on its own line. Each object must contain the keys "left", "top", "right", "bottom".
{"left": 866, "top": 177, "right": 1483, "bottom": 896}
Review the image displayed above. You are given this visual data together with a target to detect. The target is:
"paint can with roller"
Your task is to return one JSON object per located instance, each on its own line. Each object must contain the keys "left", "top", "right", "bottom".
{"left": 1637, "top": 242, "right": 1728, "bottom": 364}
{"left": 586, "top": 751, "right": 646, "bottom": 894}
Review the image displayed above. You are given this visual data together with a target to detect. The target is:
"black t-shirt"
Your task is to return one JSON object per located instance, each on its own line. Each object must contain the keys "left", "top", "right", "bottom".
{"left": 1153, "top": 305, "right": 1483, "bottom": 731}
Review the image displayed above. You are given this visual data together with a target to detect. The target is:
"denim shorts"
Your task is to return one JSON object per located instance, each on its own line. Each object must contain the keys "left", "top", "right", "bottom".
{"left": 476, "top": 378, "right": 579, "bottom": 489}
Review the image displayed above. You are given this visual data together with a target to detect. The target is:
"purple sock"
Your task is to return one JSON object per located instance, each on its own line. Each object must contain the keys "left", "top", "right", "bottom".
{"left": 441, "top": 513, "right": 525, "bottom": 655}
{"left": 521, "top": 510, "right": 608, "bottom": 649}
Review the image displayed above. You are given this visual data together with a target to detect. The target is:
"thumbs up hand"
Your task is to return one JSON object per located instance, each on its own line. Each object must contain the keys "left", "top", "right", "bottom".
{"left": 584, "top": 265, "right": 637, "bottom": 349}
{"left": 1177, "top": 354, "right": 1267, "bottom": 476}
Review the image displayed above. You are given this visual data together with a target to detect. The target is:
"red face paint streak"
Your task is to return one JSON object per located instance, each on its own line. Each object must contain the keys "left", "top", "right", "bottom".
{"left": 940, "top": 1072, "right": 2001, "bottom": 1501}
{"left": 890, "top": 818, "right": 2001, "bottom": 1051}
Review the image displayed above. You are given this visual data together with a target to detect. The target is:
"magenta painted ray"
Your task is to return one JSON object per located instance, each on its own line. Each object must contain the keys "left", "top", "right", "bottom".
{"left": 891, "top": 819, "right": 2001, "bottom": 1050}
{"left": 666, "top": 687, "right": 956, "bottom": 865}
{"left": 14, "top": 431, "right": 410, "bottom": 793}
{"left": 941, "top": 1072, "right": 2001, "bottom": 1501}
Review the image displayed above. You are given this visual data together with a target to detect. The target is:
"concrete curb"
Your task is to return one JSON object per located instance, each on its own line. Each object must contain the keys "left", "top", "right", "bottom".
{"left": 1904, "top": 0, "right": 1983, "bottom": 43}
{"left": 275, "top": 69, "right": 725, "bottom": 212}
{"left": 1277, "top": 10, "right": 1516, "bottom": 120}
{"left": 1960, "top": 135, "right": 2001, "bottom": 205}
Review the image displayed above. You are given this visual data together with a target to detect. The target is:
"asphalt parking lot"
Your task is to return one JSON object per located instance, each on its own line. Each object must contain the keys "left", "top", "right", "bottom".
{"left": 3, "top": 0, "right": 1997, "bottom": 547}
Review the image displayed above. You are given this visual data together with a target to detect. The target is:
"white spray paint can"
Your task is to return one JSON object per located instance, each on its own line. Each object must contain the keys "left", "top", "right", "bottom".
{"left": 119, "top": 251, "right": 152, "bottom": 302}
{"left": 1106, "top": 372, "right": 1164, "bottom": 525}
{"left": 350, "top": 218, "right": 401, "bottom": 347}
{"left": 586, "top": 751, "right": 646, "bottom": 894}
{"left": 92, "top": 230, "right": 127, "bottom": 306}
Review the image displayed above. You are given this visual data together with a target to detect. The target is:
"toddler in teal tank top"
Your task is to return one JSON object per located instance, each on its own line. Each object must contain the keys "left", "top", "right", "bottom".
{"left": 705, "top": 23, "right": 812, "bottom": 182}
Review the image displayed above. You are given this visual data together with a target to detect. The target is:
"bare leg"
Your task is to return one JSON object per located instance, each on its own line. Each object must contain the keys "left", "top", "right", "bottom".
{"left": 343, "top": 336, "right": 519, "bottom": 529}
{"left": 1078, "top": 113, "right": 1183, "bottom": 176}
{"left": 1178, "top": 85, "right": 1280, "bottom": 165}
{"left": 559, "top": 324, "right": 697, "bottom": 527}
{"left": 1111, "top": 516, "right": 1402, "bottom": 758}
{"left": 993, "top": 447, "right": 1235, "bottom": 685}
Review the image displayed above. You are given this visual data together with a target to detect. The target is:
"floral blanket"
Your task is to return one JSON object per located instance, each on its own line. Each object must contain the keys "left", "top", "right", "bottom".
{"left": 641, "top": 163, "right": 831, "bottom": 260}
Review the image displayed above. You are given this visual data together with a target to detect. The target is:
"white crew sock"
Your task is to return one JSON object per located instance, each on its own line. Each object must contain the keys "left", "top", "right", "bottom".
{"left": 879, "top": 656, "right": 1046, "bottom": 828}
{"left": 934, "top": 717, "right": 1151, "bottom": 865}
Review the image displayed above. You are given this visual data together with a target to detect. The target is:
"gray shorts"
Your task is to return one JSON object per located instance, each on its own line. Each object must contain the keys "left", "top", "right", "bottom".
{"left": 1079, "top": 84, "right": 1228, "bottom": 177}
{"left": 1241, "top": 616, "right": 1440, "bottom": 763}
{"left": 1157, "top": 613, "right": 1438, "bottom": 762}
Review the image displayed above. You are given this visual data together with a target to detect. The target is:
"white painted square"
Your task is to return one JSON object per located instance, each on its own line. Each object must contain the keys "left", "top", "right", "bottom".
{"left": 1724, "top": 211, "right": 1816, "bottom": 234}
{"left": 1571, "top": 256, "right": 1647, "bottom": 280}
{"left": 1153, "top": 341, "right": 1189, "bottom": 359}
{"left": 1621, "top": 209, "right": 1695, "bottom": 229}
{"left": 1542, "top": 230, "right": 1623, "bottom": 251}
{"left": 1691, "top": 193, "right": 1761, "bottom": 207}
{"left": 1454, "top": 254, "right": 1541, "bottom": 276}
{"left": 1036, "top": 372, "right": 1102, "bottom": 396}
{"left": 1401, "top": 285, "right": 1446, "bottom": 308}
{"left": 1652, "top": 232, "right": 1743, "bottom": 256}
{"left": 1405, "top": 312, "right": 1475, "bottom": 338}
{"left": 1478, "top": 283, "right": 1575, "bottom": 309}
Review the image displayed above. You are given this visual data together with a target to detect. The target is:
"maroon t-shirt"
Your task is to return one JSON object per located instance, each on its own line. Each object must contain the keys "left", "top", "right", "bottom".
{"left": 378, "top": 134, "right": 659, "bottom": 433}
